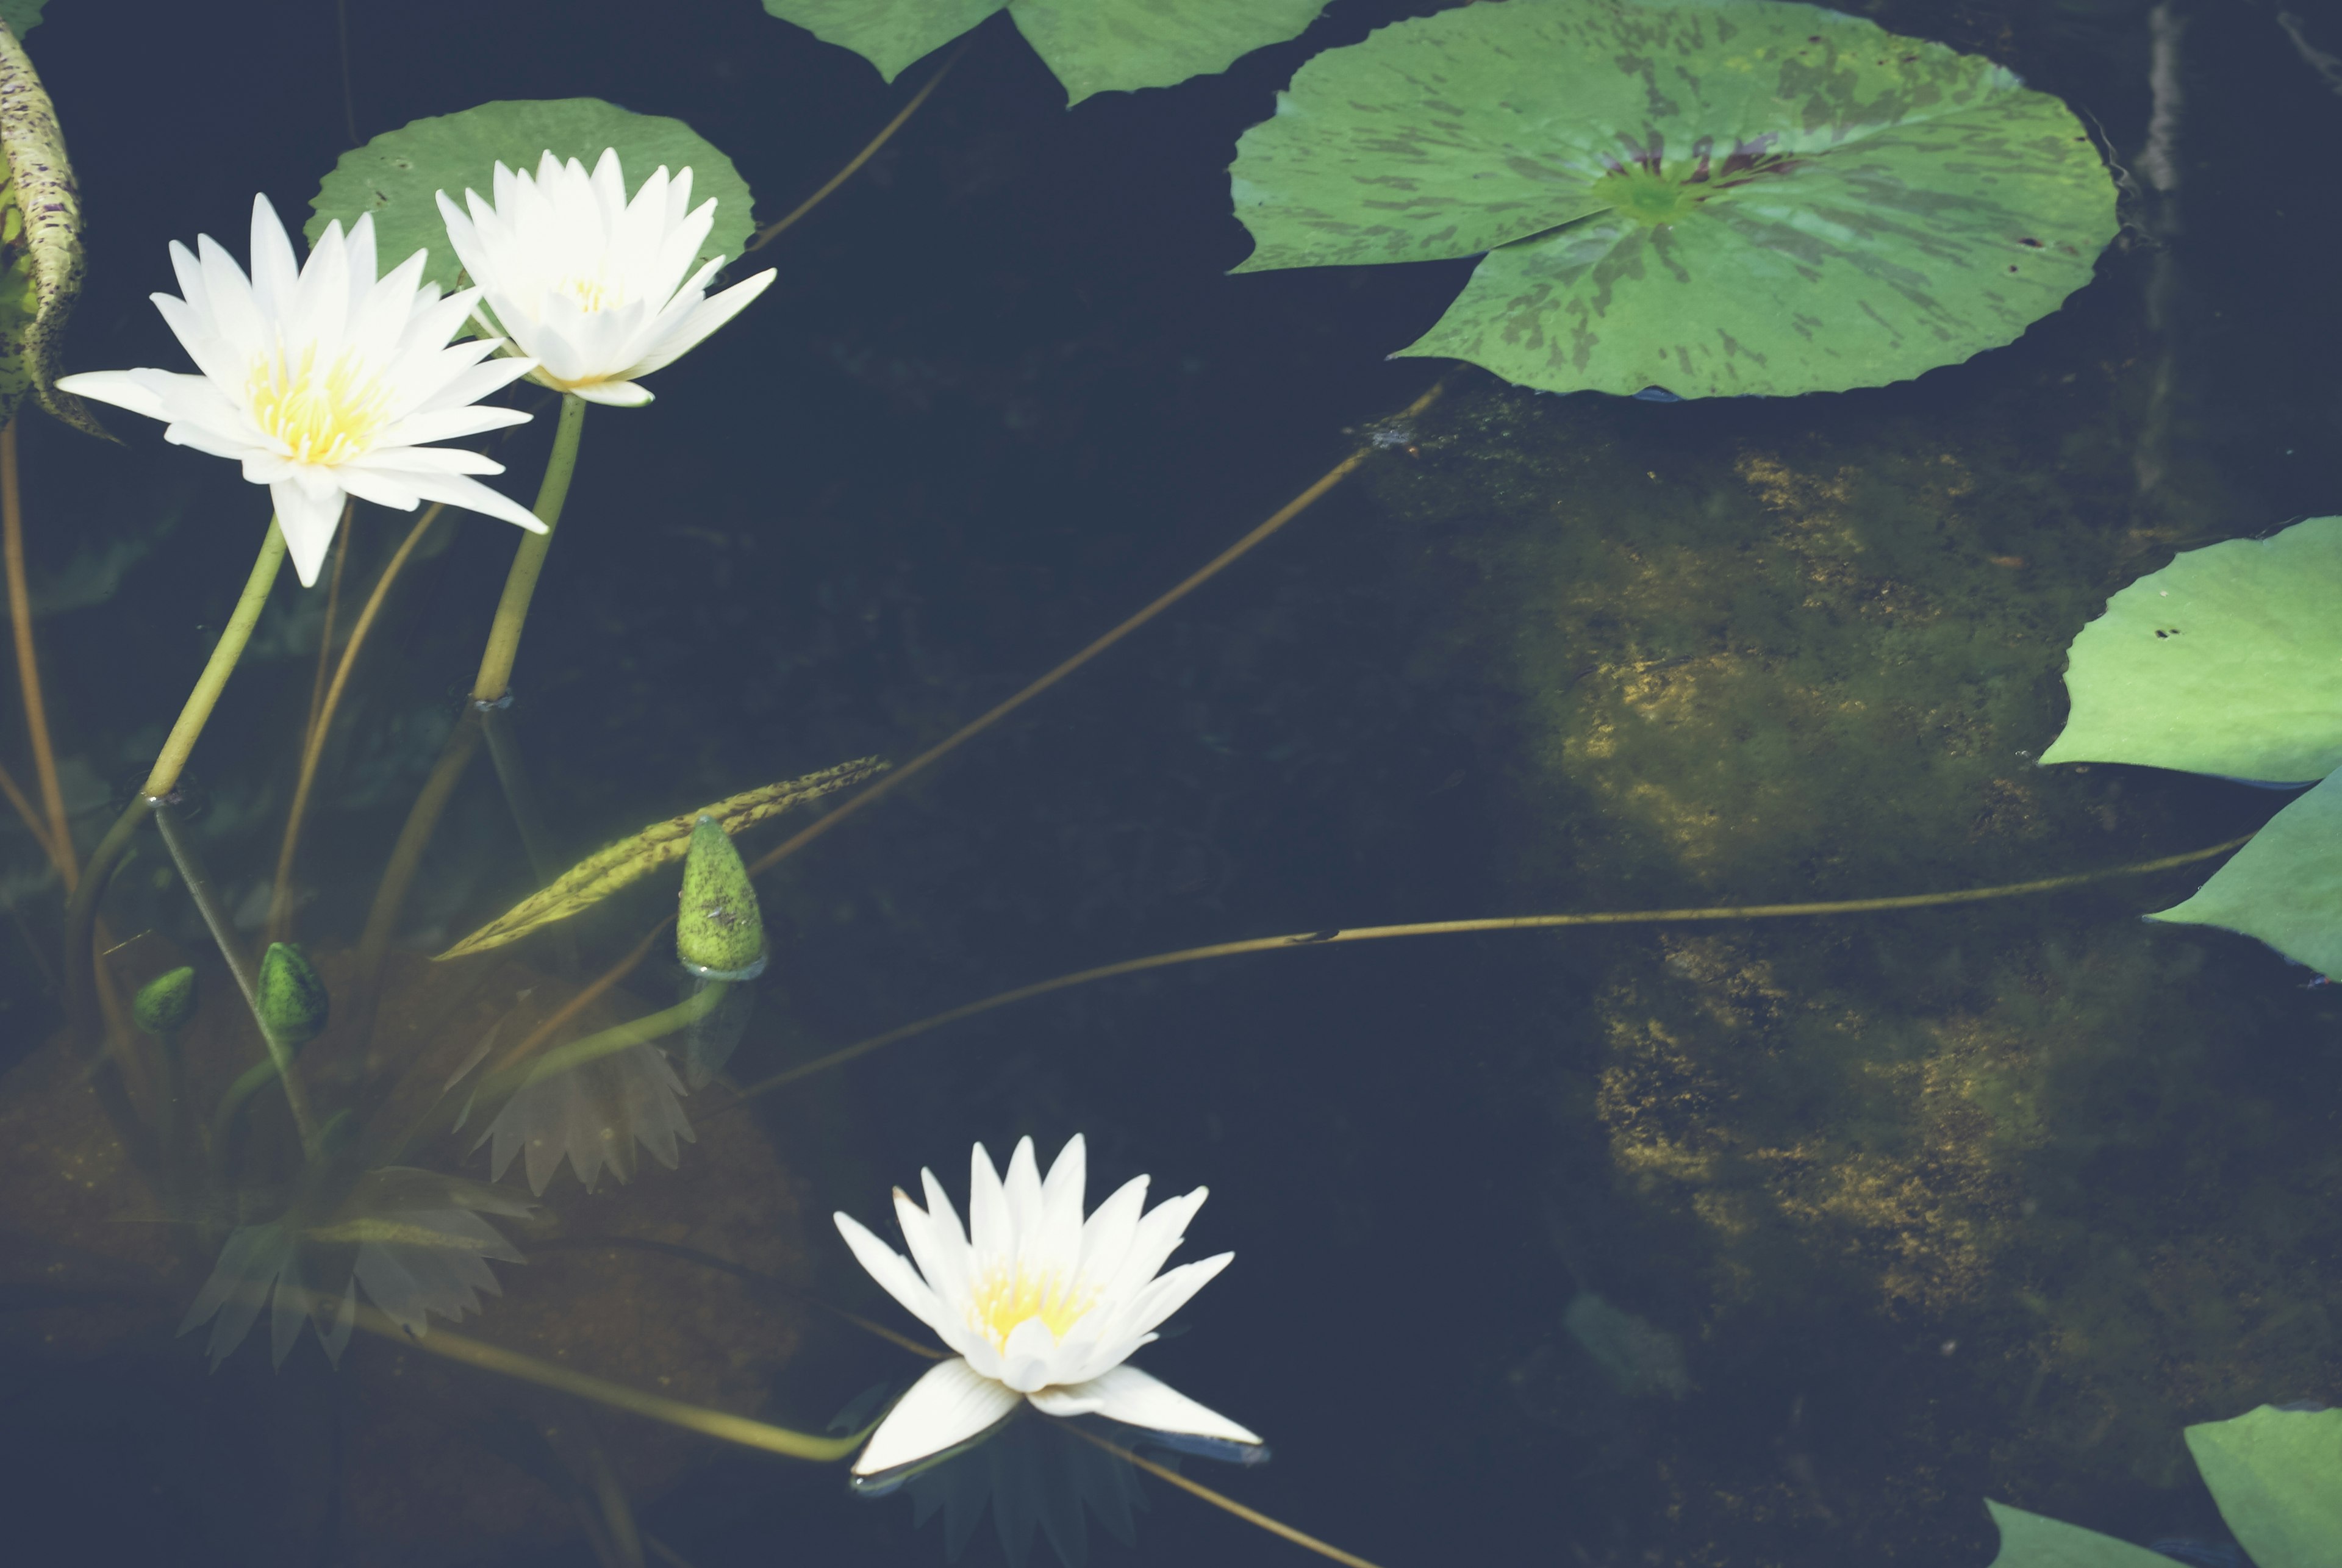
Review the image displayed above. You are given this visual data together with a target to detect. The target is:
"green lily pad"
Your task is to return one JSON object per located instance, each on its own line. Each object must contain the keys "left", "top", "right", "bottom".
{"left": 1, "top": 3, "right": 46, "bottom": 38}
{"left": 1982, "top": 1502, "right": 2175, "bottom": 1568}
{"left": 309, "top": 99, "right": 759, "bottom": 296}
{"left": 1228, "top": 0, "right": 2116, "bottom": 397}
{"left": 2043, "top": 516, "right": 2342, "bottom": 784}
{"left": 2146, "top": 773, "right": 2342, "bottom": 975}
{"left": 761, "top": 0, "right": 1323, "bottom": 104}
{"left": 2185, "top": 1405, "right": 2342, "bottom": 1568}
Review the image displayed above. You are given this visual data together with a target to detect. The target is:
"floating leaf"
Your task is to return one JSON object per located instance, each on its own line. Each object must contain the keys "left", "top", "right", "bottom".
{"left": 0, "top": 5, "right": 46, "bottom": 41}
{"left": 2184, "top": 1405, "right": 2342, "bottom": 1568}
{"left": 2147, "top": 773, "right": 2342, "bottom": 973}
{"left": 1981, "top": 1501, "right": 2174, "bottom": 1567}
{"left": 761, "top": 0, "right": 1323, "bottom": 104}
{"left": 2043, "top": 516, "right": 2342, "bottom": 783}
{"left": 435, "top": 757, "right": 886, "bottom": 960}
{"left": 1228, "top": 0, "right": 2116, "bottom": 397}
{"left": 0, "top": 16, "right": 106, "bottom": 437}
{"left": 309, "top": 98, "right": 759, "bottom": 296}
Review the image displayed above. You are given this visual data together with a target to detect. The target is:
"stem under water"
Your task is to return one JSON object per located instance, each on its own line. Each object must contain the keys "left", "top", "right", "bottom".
{"left": 472, "top": 393, "right": 586, "bottom": 705}
{"left": 351, "top": 707, "right": 484, "bottom": 1028}
{"left": 2, "top": 417, "right": 74, "bottom": 885}
{"left": 472, "top": 979, "right": 726, "bottom": 1108}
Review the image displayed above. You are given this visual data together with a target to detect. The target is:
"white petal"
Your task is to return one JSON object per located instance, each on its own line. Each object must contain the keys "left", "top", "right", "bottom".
{"left": 568, "top": 379, "right": 654, "bottom": 407}
{"left": 853, "top": 1357, "right": 1021, "bottom": 1477}
{"left": 968, "top": 1142, "right": 1012, "bottom": 1261}
{"left": 1098, "top": 1186, "right": 1208, "bottom": 1305}
{"left": 1076, "top": 1174, "right": 1150, "bottom": 1284}
{"left": 1003, "top": 1136, "right": 1044, "bottom": 1251}
{"left": 997, "top": 1313, "right": 1064, "bottom": 1394}
{"left": 1109, "top": 1251, "right": 1233, "bottom": 1344}
{"left": 374, "top": 470, "right": 545, "bottom": 534}
{"left": 1032, "top": 1133, "right": 1087, "bottom": 1275}
{"left": 1026, "top": 1364, "right": 1261, "bottom": 1446}
{"left": 270, "top": 482, "right": 346, "bottom": 587}
{"left": 621, "top": 268, "right": 775, "bottom": 379}
{"left": 834, "top": 1211, "right": 959, "bottom": 1346}
{"left": 54, "top": 370, "right": 170, "bottom": 420}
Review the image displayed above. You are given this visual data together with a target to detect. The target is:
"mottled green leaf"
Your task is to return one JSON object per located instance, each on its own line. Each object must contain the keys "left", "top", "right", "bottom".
{"left": 435, "top": 757, "right": 886, "bottom": 961}
{"left": 2149, "top": 776, "right": 2342, "bottom": 974}
{"left": 309, "top": 99, "right": 758, "bottom": 296}
{"left": 2042, "top": 517, "right": 2342, "bottom": 783}
{"left": 1011, "top": 0, "right": 1324, "bottom": 103}
{"left": 2185, "top": 1405, "right": 2342, "bottom": 1568}
{"left": 0, "top": 17, "right": 105, "bottom": 436}
{"left": 1231, "top": 0, "right": 2115, "bottom": 397}
{"left": 1981, "top": 1502, "right": 2175, "bottom": 1568}
{"left": 762, "top": 0, "right": 1003, "bottom": 83}
{"left": 762, "top": 0, "right": 1322, "bottom": 102}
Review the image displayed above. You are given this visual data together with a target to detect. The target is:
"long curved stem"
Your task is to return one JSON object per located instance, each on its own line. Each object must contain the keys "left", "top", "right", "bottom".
{"left": 351, "top": 707, "right": 483, "bottom": 1026}
{"left": 471, "top": 979, "right": 725, "bottom": 1107}
{"left": 472, "top": 393, "right": 586, "bottom": 705}
{"left": 59, "top": 795, "right": 156, "bottom": 1168}
{"left": 713, "top": 833, "right": 2256, "bottom": 1113}
{"left": 744, "top": 40, "right": 969, "bottom": 253}
{"left": 268, "top": 502, "right": 445, "bottom": 942}
{"left": 143, "top": 518, "right": 288, "bottom": 799}
{"left": 3, "top": 417, "right": 73, "bottom": 884}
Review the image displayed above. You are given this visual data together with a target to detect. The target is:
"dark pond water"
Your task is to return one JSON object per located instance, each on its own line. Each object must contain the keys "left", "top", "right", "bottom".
{"left": 3, "top": 1, "right": 2340, "bottom": 1565}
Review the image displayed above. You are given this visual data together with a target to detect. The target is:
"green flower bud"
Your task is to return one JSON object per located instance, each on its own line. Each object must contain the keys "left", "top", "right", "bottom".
{"left": 256, "top": 942, "right": 330, "bottom": 1049}
{"left": 677, "top": 815, "right": 766, "bottom": 978}
{"left": 132, "top": 966, "right": 198, "bottom": 1037}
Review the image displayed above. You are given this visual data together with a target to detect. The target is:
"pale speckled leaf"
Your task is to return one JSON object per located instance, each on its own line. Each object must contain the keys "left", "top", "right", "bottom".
{"left": 1012, "top": 0, "right": 1325, "bottom": 104}
{"left": 2150, "top": 774, "right": 2342, "bottom": 978}
{"left": 1981, "top": 1502, "right": 2175, "bottom": 1568}
{"left": 2041, "top": 517, "right": 2342, "bottom": 783}
{"left": 309, "top": 99, "right": 759, "bottom": 297}
{"left": 1232, "top": 0, "right": 2115, "bottom": 397}
{"left": 435, "top": 757, "right": 886, "bottom": 960}
{"left": 0, "top": 16, "right": 106, "bottom": 436}
{"left": 2185, "top": 1405, "right": 2342, "bottom": 1568}
{"left": 761, "top": 0, "right": 1004, "bottom": 84}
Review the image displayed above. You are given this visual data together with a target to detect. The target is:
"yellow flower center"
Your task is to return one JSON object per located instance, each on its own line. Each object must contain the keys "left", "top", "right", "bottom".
{"left": 967, "top": 1260, "right": 1098, "bottom": 1352}
{"left": 246, "top": 343, "right": 389, "bottom": 465}
{"left": 554, "top": 272, "right": 623, "bottom": 314}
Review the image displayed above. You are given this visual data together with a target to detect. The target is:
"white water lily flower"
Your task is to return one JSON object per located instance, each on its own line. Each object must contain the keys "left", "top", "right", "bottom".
{"left": 56, "top": 195, "right": 545, "bottom": 586}
{"left": 834, "top": 1134, "right": 1261, "bottom": 1477}
{"left": 435, "top": 148, "right": 776, "bottom": 408}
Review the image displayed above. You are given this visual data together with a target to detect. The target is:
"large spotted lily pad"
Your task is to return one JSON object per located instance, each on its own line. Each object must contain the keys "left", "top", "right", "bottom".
{"left": 761, "top": 0, "right": 1324, "bottom": 104}
{"left": 1228, "top": 0, "right": 2116, "bottom": 398}
{"left": 1986, "top": 1406, "right": 2342, "bottom": 1568}
{"left": 2044, "top": 517, "right": 2342, "bottom": 974}
{"left": 309, "top": 99, "right": 758, "bottom": 296}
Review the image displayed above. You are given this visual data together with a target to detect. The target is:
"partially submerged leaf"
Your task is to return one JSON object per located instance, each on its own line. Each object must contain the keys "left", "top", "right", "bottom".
{"left": 2043, "top": 516, "right": 2342, "bottom": 783}
{"left": 761, "top": 0, "right": 1323, "bottom": 103}
{"left": 0, "top": 17, "right": 107, "bottom": 436}
{"left": 309, "top": 98, "right": 760, "bottom": 296}
{"left": 435, "top": 757, "right": 886, "bottom": 960}
{"left": 1980, "top": 1502, "right": 2175, "bottom": 1567}
{"left": 1229, "top": 0, "right": 2116, "bottom": 396}
{"left": 2184, "top": 1405, "right": 2342, "bottom": 1568}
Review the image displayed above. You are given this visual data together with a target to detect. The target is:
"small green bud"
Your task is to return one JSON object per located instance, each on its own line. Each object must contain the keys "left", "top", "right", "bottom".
{"left": 256, "top": 942, "right": 330, "bottom": 1049}
{"left": 132, "top": 966, "right": 198, "bottom": 1037}
{"left": 676, "top": 815, "right": 766, "bottom": 978}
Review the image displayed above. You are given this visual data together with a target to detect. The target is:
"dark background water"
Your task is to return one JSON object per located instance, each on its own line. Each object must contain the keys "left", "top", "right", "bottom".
{"left": 5, "top": 0, "right": 2342, "bottom": 1564}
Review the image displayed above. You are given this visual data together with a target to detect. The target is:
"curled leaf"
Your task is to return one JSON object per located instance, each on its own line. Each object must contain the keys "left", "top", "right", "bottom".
{"left": 0, "top": 17, "right": 107, "bottom": 437}
{"left": 435, "top": 757, "right": 886, "bottom": 960}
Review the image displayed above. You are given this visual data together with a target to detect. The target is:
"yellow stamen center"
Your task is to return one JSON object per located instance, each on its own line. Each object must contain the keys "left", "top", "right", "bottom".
{"left": 246, "top": 343, "right": 389, "bottom": 466}
{"left": 967, "top": 1259, "right": 1098, "bottom": 1351}
{"left": 555, "top": 273, "right": 622, "bottom": 313}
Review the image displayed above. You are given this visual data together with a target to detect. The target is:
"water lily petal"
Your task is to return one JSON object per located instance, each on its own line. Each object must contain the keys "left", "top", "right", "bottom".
{"left": 835, "top": 1210, "right": 960, "bottom": 1345}
{"left": 1026, "top": 1364, "right": 1261, "bottom": 1446}
{"left": 854, "top": 1356, "right": 1021, "bottom": 1477}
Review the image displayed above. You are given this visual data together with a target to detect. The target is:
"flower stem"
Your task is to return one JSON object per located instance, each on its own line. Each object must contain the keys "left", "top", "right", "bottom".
{"left": 471, "top": 393, "right": 586, "bottom": 705}
{"left": 143, "top": 517, "right": 288, "bottom": 799}
{"left": 2, "top": 417, "right": 76, "bottom": 886}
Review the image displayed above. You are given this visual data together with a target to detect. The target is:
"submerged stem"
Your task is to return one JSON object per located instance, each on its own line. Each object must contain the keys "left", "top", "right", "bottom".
{"left": 349, "top": 1305, "right": 867, "bottom": 1462}
{"left": 471, "top": 393, "right": 586, "bottom": 706}
{"left": 1064, "top": 1426, "right": 1388, "bottom": 1568}
{"left": 714, "top": 834, "right": 2258, "bottom": 1113}
{"left": 2, "top": 417, "right": 74, "bottom": 886}
{"left": 353, "top": 707, "right": 483, "bottom": 1029}
{"left": 59, "top": 795, "right": 157, "bottom": 1167}
{"left": 474, "top": 979, "right": 726, "bottom": 1105}
{"left": 144, "top": 518, "right": 288, "bottom": 800}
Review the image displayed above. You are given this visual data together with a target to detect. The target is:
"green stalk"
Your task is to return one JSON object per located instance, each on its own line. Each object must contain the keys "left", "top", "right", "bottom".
{"left": 472, "top": 393, "right": 586, "bottom": 704}
{"left": 476, "top": 979, "right": 727, "bottom": 1104}
{"left": 143, "top": 518, "right": 287, "bottom": 798}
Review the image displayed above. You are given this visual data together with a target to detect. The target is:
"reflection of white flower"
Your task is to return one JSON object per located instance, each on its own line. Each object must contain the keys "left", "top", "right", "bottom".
{"left": 179, "top": 1167, "right": 531, "bottom": 1369}
{"left": 476, "top": 1041, "right": 694, "bottom": 1195}
{"left": 435, "top": 149, "right": 776, "bottom": 408}
{"left": 56, "top": 196, "right": 543, "bottom": 586}
{"left": 835, "top": 1134, "right": 1260, "bottom": 1477}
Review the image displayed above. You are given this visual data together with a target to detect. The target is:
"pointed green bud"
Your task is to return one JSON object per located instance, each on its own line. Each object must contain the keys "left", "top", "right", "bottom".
{"left": 256, "top": 942, "right": 330, "bottom": 1050}
{"left": 677, "top": 815, "right": 766, "bottom": 978}
{"left": 132, "top": 965, "right": 198, "bottom": 1037}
